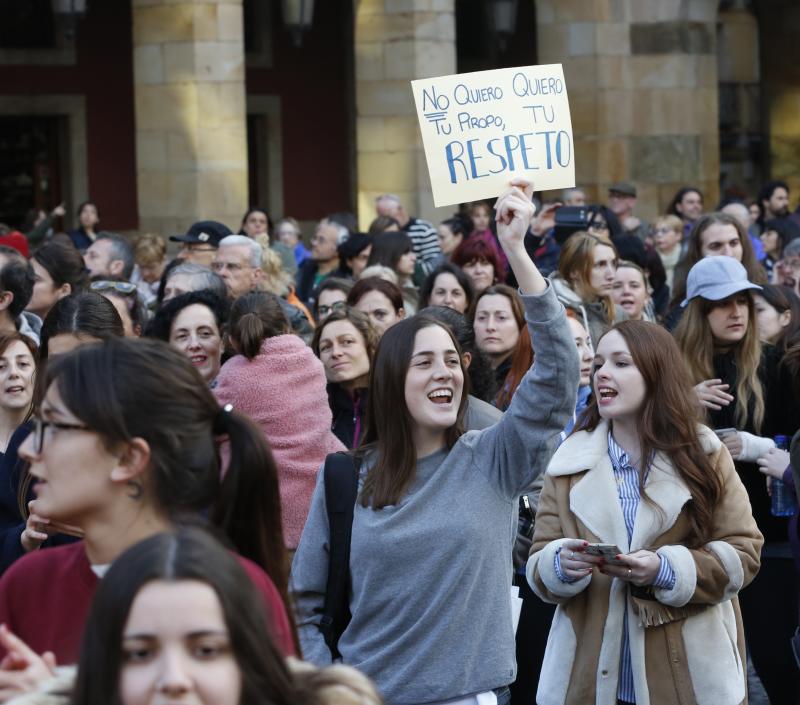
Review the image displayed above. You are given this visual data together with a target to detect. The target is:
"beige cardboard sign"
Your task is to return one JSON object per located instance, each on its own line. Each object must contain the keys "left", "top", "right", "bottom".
{"left": 411, "top": 64, "right": 575, "bottom": 207}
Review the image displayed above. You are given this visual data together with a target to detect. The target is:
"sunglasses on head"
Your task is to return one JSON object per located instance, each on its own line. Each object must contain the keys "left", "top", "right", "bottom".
{"left": 90, "top": 280, "right": 137, "bottom": 295}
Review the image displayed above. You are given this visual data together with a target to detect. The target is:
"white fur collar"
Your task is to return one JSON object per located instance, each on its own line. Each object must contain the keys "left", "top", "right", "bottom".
{"left": 549, "top": 420, "right": 721, "bottom": 552}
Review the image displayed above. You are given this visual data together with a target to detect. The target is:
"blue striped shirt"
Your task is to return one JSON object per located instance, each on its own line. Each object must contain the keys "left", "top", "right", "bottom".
{"left": 554, "top": 433, "right": 675, "bottom": 704}
{"left": 608, "top": 433, "right": 675, "bottom": 704}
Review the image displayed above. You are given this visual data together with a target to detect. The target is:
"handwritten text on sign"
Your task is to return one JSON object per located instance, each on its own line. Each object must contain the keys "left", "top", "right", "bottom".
{"left": 411, "top": 64, "right": 575, "bottom": 207}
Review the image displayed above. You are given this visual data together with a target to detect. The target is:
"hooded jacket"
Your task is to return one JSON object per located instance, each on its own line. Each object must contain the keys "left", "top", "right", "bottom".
{"left": 548, "top": 274, "right": 625, "bottom": 347}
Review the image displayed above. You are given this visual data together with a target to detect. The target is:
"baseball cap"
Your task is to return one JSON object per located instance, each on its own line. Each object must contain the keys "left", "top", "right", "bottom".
{"left": 170, "top": 220, "right": 232, "bottom": 247}
{"left": 608, "top": 182, "right": 636, "bottom": 198}
{"left": 681, "top": 256, "right": 762, "bottom": 307}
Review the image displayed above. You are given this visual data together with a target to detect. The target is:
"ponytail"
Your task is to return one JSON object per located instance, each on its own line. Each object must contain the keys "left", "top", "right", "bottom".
{"left": 42, "top": 338, "right": 298, "bottom": 646}
{"left": 211, "top": 406, "right": 295, "bottom": 643}
{"left": 230, "top": 292, "right": 291, "bottom": 360}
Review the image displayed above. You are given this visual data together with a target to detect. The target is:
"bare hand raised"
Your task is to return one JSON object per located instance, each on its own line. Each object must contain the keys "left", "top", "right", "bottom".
{"left": 494, "top": 178, "right": 535, "bottom": 252}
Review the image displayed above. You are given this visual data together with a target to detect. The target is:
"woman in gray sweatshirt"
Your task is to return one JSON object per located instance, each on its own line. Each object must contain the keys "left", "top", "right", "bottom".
{"left": 290, "top": 181, "right": 580, "bottom": 705}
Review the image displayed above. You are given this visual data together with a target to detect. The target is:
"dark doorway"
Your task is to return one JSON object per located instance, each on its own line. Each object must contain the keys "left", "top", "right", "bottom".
{"left": 456, "top": 0, "right": 537, "bottom": 74}
{"left": 0, "top": 0, "right": 55, "bottom": 49}
{"left": 0, "top": 116, "right": 65, "bottom": 230}
{"left": 247, "top": 112, "right": 271, "bottom": 213}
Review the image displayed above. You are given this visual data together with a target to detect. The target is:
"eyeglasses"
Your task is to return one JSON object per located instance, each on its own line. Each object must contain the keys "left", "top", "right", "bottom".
{"left": 211, "top": 261, "right": 246, "bottom": 273}
{"left": 777, "top": 258, "right": 800, "bottom": 272}
{"left": 30, "top": 416, "right": 90, "bottom": 454}
{"left": 318, "top": 301, "right": 347, "bottom": 317}
{"left": 90, "top": 280, "right": 137, "bottom": 295}
{"left": 588, "top": 221, "right": 609, "bottom": 232}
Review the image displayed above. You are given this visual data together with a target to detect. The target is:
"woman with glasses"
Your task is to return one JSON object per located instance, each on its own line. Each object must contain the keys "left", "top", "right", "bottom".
{"left": 314, "top": 278, "right": 352, "bottom": 323}
{"left": 549, "top": 231, "right": 624, "bottom": 347}
{"left": 0, "top": 337, "right": 295, "bottom": 699}
{"left": 0, "top": 294, "right": 125, "bottom": 575}
{"left": 775, "top": 238, "right": 800, "bottom": 295}
{"left": 311, "top": 307, "right": 379, "bottom": 449}
{"left": 214, "top": 292, "right": 344, "bottom": 550}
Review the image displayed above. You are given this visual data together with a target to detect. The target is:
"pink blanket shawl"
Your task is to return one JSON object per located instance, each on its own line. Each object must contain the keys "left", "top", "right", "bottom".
{"left": 214, "top": 335, "right": 345, "bottom": 548}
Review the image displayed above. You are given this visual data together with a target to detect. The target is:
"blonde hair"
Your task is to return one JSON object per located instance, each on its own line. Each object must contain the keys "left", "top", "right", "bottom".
{"left": 287, "top": 658, "right": 383, "bottom": 705}
{"left": 674, "top": 294, "right": 765, "bottom": 432}
{"left": 258, "top": 246, "right": 292, "bottom": 297}
{"left": 132, "top": 233, "right": 166, "bottom": 268}
{"left": 358, "top": 265, "right": 398, "bottom": 285}
{"left": 655, "top": 214, "right": 683, "bottom": 234}
{"left": 557, "top": 231, "right": 617, "bottom": 321}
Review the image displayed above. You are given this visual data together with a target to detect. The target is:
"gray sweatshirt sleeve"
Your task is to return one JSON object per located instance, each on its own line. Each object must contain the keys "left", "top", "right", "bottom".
{"left": 462, "top": 283, "right": 579, "bottom": 500}
{"left": 288, "top": 467, "right": 334, "bottom": 666}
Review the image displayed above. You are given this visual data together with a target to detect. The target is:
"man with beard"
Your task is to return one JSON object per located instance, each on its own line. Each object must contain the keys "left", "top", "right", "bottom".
{"left": 757, "top": 180, "right": 800, "bottom": 243}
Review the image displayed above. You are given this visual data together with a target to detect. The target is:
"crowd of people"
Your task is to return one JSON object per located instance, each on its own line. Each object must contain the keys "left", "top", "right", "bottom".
{"left": 0, "top": 176, "right": 796, "bottom": 705}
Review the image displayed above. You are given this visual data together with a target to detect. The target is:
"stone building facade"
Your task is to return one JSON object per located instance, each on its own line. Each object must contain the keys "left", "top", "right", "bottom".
{"left": 0, "top": 0, "right": 791, "bottom": 236}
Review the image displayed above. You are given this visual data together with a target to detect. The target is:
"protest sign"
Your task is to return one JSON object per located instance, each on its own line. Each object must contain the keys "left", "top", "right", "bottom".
{"left": 411, "top": 64, "right": 575, "bottom": 207}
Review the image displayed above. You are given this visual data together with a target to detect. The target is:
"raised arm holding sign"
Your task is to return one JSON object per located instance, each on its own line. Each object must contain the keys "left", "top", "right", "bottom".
{"left": 411, "top": 64, "right": 575, "bottom": 207}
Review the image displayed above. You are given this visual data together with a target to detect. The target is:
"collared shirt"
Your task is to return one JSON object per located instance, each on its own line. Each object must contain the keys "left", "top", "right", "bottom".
{"left": 608, "top": 433, "right": 675, "bottom": 703}
{"left": 554, "top": 433, "right": 675, "bottom": 704}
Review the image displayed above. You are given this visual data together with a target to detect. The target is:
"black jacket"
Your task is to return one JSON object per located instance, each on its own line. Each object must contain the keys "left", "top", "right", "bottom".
{"left": 709, "top": 345, "right": 800, "bottom": 543}
{"left": 328, "top": 383, "right": 368, "bottom": 450}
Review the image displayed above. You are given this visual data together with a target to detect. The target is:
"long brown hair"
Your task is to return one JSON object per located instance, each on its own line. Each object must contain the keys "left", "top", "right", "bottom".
{"left": 674, "top": 293, "right": 764, "bottom": 432}
{"left": 670, "top": 213, "right": 767, "bottom": 307}
{"left": 475, "top": 284, "right": 533, "bottom": 410}
{"left": 72, "top": 527, "right": 380, "bottom": 705}
{"left": 43, "top": 337, "right": 294, "bottom": 640}
{"left": 578, "top": 321, "right": 723, "bottom": 547}
{"left": 557, "top": 231, "right": 617, "bottom": 322}
{"left": 359, "top": 316, "right": 468, "bottom": 509}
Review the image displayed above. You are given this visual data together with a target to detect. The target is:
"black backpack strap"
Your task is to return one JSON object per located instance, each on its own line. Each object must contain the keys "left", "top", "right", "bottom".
{"left": 320, "top": 452, "right": 360, "bottom": 660}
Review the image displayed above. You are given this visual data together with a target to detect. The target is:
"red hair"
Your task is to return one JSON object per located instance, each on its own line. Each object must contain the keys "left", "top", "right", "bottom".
{"left": 476, "top": 284, "right": 534, "bottom": 410}
{"left": 451, "top": 237, "right": 503, "bottom": 282}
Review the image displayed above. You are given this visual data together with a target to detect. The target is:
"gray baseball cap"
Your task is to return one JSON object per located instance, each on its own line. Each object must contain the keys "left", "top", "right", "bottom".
{"left": 681, "top": 256, "right": 762, "bottom": 307}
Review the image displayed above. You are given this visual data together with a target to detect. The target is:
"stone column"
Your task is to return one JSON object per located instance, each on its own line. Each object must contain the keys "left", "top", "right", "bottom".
{"left": 760, "top": 1, "right": 800, "bottom": 195}
{"left": 535, "top": 0, "right": 720, "bottom": 220}
{"left": 132, "top": 0, "right": 248, "bottom": 237}
{"left": 354, "top": 0, "right": 456, "bottom": 230}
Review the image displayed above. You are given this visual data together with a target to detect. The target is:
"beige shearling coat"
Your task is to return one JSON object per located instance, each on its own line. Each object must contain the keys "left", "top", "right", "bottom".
{"left": 527, "top": 421, "right": 763, "bottom": 705}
